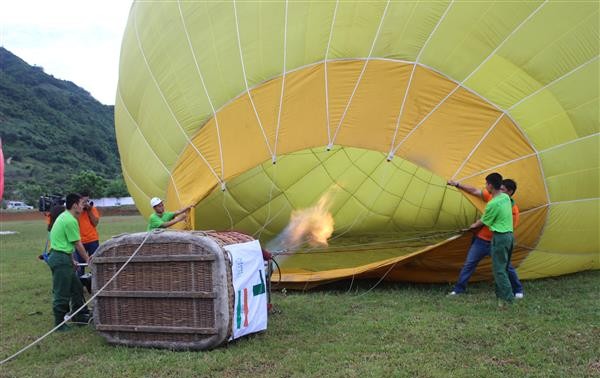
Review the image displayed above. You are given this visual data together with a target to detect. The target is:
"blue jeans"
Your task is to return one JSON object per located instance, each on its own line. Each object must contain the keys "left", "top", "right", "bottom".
{"left": 74, "top": 240, "right": 99, "bottom": 276}
{"left": 453, "top": 237, "right": 523, "bottom": 294}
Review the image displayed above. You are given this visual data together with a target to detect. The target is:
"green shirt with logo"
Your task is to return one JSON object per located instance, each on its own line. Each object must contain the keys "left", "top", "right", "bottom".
{"left": 481, "top": 192, "right": 513, "bottom": 233}
{"left": 49, "top": 211, "right": 80, "bottom": 253}
{"left": 147, "top": 211, "right": 175, "bottom": 231}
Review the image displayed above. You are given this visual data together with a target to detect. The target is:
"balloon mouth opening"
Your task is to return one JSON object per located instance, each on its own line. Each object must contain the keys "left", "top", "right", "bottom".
{"left": 191, "top": 146, "right": 480, "bottom": 269}
{"left": 266, "top": 187, "right": 336, "bottom": 254}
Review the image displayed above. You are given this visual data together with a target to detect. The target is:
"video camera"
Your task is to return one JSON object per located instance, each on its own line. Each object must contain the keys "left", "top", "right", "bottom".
{"left": 38, "top": 194, "right": 65, "bottom": 212}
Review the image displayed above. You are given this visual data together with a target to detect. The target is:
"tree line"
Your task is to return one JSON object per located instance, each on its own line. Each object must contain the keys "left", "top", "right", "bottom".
{"left": 12, "top": 170, "right": 130, "bottom": 207}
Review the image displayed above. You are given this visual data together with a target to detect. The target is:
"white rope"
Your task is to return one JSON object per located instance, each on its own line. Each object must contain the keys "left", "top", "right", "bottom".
{"left": 498, "top": 9, "right": 599, "bottom": 101}
{"left": 324, "top": 150, "right": 397, "bottom": 244}
{"left": 177, "top": 0, "right": 226, "bottom": 181}
{"left": 390, "top": 0, "right": 548, "bottom": 157}
{"left": 508, "top": 55, "right": 599, "bottom": 111}
{"left": 388, "top": 63, "right": 417, "bottom": 160}
{"left": 188, "top": 56, "right": 512, "bottom": 144}
{"left": 253, "top": 201, "right": 289, "bottom": 239}
{"left": 459, "top": 152, "right": 537, "bottom": 182}
{"left": 329, "top": 0, "right": 391, "bottom": 147}
{"left": 0, "top": 232, "right": 154, "bottom": 365}
{"left": 186, "top": 51, "right": 590, "bottom": 157}
{"left": 450, "top": 113, "right": 505, "bottom": 180}
{"left": 273, "top": 0, "right": 288, "bottom": 161}
{"left": 520, "top": 197, "right": 600, "bottom": 216}
{"left": 354, "top": 232, "right": 464, "bottom": 297}
{"left": 465, "top": 1, "right": 549, "bottom": 85}
{"left": 133, "top": 5, "right": 223, "bottom": 186}
{"left": 525, "top": 97, "right": 598, "bottom": 132}
{"left": 391, "top": 84, "right": 461, "bottom": 155}
{"left": 324, "top": 0, "right": 339, "bottom": 148}
{"left": 232, "top": 0, "right": 274, "bottom": 158}
{"left": 414, "top": 3, "right": 445, "bottom": 64}
{"left": 456, "top": 132, "right": 599, "bottom": 182}
{"left": 117, "top": 89, "right": 183, "bottom": 205}
{"left": 255, "top": 164, "right": 280, "bottom": 239}
{"left": 257, "top": 1, "right": 288, "bottom": 237}
{"left": 222, "top": 190, "right": 235, "bottom": 230}
{"left": 285, "top": 230, "right": 459, "bottom": 255}
{"left": 515, "top": 243, "right": 599, "bottom": 256}
{"left": 385, "top": 0, "right": 426, "bottom": 156}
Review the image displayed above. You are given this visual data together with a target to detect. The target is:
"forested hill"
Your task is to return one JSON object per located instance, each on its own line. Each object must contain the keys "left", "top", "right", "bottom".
{"left": 0, "top": 47, "right": 122, "bottom": 202}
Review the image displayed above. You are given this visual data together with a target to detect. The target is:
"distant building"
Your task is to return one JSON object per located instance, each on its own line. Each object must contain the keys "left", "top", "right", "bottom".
{"left": 91, "top": 197, "right": 135, "bottom": 207}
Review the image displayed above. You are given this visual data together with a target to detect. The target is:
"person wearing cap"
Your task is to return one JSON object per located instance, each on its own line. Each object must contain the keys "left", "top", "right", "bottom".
{"left": 147, "top": 197, "right": 192, "bottom": 231}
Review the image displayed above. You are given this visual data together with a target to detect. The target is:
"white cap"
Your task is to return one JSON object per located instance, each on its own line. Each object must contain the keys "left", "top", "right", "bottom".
{"left": 150, "top": 197, "right": 163, "bottom": 207}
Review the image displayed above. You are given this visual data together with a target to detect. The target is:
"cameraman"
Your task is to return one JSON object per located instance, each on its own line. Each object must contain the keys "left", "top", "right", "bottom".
{"left": 46, "top": 198, "right": 66, "bottom": 232}
{"left": 74, "top": 191, "right": 100, "bottom": 273}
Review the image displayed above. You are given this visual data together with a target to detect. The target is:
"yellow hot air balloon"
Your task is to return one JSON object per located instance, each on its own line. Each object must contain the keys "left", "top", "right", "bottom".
{"left": 115, "top": 0, "right": 599, "bottom": 287}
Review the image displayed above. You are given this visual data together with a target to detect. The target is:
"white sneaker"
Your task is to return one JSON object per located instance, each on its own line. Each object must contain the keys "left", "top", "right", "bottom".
{"left": 447, "top": 291, "right": 457, "bottom": 296}
{"left": 515, "top": 292, "right": 524, "bottom": 299}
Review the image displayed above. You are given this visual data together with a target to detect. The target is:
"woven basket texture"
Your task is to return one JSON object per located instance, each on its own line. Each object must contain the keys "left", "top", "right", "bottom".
{"left": 91, "top": 230, "right": 253, "bottom": 350}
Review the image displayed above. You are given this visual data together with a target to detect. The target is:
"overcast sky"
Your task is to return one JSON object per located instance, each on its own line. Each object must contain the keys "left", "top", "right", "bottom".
{"left": 0, "top": 0, "right": 132, "bottom": 105}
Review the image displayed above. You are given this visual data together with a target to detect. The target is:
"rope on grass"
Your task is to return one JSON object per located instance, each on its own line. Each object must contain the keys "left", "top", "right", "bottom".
{"left": 0, "top": 230, "right": 154, "bottom": 365}
{"left": 272, "top": 229, "right": 461, "bottom": 256}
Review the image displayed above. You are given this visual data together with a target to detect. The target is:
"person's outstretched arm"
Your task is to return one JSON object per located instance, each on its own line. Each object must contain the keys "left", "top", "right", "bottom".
{"left": 174, "top": 205, "right": 193, "bottom": 216}
{"left": 447, "top": 180, "right": 482, "bottom": 197}
{"left": 159, "top": 213, "right": 187, "bottom": 228}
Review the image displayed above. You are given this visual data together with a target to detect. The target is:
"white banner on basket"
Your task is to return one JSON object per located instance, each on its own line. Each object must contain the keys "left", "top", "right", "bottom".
{"left": 224, "top": 240, "right": 268, "bottom": 340}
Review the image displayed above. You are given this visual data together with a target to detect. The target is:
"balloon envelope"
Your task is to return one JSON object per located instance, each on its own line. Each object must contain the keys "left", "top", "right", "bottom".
{"left": 116, "top": 1, "right": 599, "bottom": 285}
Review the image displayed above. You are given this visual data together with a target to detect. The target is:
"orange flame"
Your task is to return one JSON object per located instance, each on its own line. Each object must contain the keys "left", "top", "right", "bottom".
{"left": 288, "top": 194, "right": 334, "bottom": 247}
{"left": 267, "top": 189, "right": 336, "bottom": 253}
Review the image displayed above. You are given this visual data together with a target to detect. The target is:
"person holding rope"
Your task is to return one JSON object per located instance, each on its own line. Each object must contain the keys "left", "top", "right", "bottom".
{"left": 47, "top": 193, "right": 90, "bottom": 331}
{"left": 448, "top": 173, "right": 522, "bottom": 303}
{"left": 147, "top": 197, "right": 192, "bottom": 230}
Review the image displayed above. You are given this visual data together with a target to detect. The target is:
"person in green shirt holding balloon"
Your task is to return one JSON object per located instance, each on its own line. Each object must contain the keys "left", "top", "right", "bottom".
{"left": 466, "top": 172, "right": 515, "bottom": 305}
{"left": 147, "top": 197, "right": 192, "bottom": 231}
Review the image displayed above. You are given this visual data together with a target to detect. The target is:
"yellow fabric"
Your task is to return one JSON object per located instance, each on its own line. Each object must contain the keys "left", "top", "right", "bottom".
{"left": 116, "top": 1, "right": 599, "bottom": 284}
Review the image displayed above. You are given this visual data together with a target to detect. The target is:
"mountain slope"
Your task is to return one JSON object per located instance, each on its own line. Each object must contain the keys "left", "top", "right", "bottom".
{"left": 0, "top": 47, "right": 121, "bottom": 199}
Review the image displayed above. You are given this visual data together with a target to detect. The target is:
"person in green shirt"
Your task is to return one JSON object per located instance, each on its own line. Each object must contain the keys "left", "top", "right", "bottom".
{"left": 147, "top": 197, "right": 192, "bottom": 231}
{"left": 466, "top": 173, "right": 515, "bottom": 305}
{"left": 48, "top": 193, "right": 90, "bottom": 330}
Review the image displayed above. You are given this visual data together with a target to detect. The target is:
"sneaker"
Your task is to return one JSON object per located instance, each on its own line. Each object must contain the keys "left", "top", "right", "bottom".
{"left": 72, "top": 313, "right": 91, "bottom": 325}
{"left": 56, "top": 324, "right": 72, "bottom": 332}
{"left": 515, "top": 292, "right": 524, "bottom": 299}
{"left": 447, "top": 291, "right": 458, "bottom": 296}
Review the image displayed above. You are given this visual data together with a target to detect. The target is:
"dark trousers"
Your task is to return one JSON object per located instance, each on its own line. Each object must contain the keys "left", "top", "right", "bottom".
{"left": 453, "top": 236, "right": 523, "bottom": 294}
{"left": 47, "top": 251, "right": 88, "bottom": 325}
{"left": 491, "top": 232, "right": 515, "bottom": 303}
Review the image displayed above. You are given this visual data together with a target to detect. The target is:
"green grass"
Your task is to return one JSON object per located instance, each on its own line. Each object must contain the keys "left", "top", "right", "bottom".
{"left": 1, "top": 216, "right": 599, "bottom": 377}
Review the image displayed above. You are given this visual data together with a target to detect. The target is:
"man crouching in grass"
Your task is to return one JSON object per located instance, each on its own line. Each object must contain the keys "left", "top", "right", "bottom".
{"left": 47, "top": 193, "right": 90, "bottom": 331}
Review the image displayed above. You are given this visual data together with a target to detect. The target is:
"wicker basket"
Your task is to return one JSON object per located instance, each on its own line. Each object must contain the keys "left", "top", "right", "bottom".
{"left": 91, "top": 230, "right": 254, "bottom": 350}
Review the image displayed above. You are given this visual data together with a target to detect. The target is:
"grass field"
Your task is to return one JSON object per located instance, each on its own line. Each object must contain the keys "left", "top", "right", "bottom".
{"left": 1, "top": 216, "right": 599, "bottom": 377}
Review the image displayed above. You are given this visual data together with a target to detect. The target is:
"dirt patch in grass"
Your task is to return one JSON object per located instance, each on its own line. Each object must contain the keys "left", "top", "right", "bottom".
{"left": 1, "top": 206, "right": 140, "bottom": 222}
{"left": 588, "top": 360, "right": 600, "bottom": 375}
